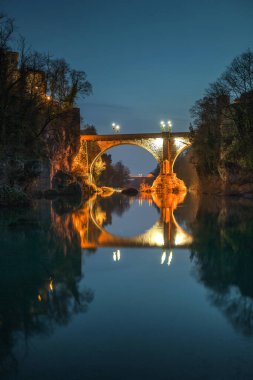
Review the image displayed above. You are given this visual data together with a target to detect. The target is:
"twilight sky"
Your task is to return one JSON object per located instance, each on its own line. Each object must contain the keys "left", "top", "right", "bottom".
{"left": 1, "top": 0, "right": 253, "bottom": 173}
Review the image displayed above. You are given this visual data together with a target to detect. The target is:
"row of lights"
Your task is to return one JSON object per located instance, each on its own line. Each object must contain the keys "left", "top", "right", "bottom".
{"left": 160, "top": 120, "right": 172, "bottom": 132}
{"left": 113, "top": 249, "right": 173, "bottom": 266}
{"left": 111, "top": 120, "right": 173, "bottom": 134}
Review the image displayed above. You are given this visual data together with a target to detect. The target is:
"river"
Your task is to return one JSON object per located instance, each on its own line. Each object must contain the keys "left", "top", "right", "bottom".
{"left": 0, "top": 193, "right": 253, "bottom": 379}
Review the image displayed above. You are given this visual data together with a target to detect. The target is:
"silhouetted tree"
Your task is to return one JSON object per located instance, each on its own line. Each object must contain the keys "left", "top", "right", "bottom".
{"left": 0, "top": 14, "right": 92, "bottom": 160}
{"left": 190, "top": 50, "right": 253, "bottom": 176}
{"left": 82, "top": 124, "right": 97, "bottom": 135}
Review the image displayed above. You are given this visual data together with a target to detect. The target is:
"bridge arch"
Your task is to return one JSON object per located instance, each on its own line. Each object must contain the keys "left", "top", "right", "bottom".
{"left": 90, "top": 141, "right": 160, "bottom": 184}
{"left": 74, "top": 132, "right": 192, "bottom": 186}
{"left": 172, "top": 142, "right": 191, "bottom": 171}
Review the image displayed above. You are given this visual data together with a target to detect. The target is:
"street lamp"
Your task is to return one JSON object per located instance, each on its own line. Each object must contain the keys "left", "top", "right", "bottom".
{"left": 160, "top": 120, "right": 173, "bottom": 133}
{"left": 112, "top": 122, "right": 121, "bottom": 133}
{"left": 160, "top": 120, "right": 166, "bottom": 132}
{"left": 168, "top": 120, "right": 172, "bottom": 133}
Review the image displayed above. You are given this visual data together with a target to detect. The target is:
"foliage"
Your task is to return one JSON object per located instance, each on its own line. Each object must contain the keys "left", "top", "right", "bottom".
{"left": 95, "top": 153, "right": 130, "bottom": 187}
{"left": 0, "top": 14, "right": 92, "bottom": 161}
{"left": 190, "top": 50, "right": 253, "bottom": 176}
{"left": 0, "top": 206, "right": 94, "bottom": 374}
{"left": 74, "top": 125, "right": 131, "bottom": 187}
{"left": 82, "top": 124, "right": 97, "bottom": 135}
{"left": 190, "top": 199, "right": 253, "bottom": 336}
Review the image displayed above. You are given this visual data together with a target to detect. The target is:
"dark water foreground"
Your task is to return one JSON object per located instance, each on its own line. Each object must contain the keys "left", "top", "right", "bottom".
{"left": 0, "top": 194, "right": 253, "bottom": 380}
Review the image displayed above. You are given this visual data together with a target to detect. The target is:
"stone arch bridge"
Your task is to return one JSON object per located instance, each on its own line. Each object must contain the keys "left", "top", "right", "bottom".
{"left": 74, "top": 132, "right": 191, "bottom": 184}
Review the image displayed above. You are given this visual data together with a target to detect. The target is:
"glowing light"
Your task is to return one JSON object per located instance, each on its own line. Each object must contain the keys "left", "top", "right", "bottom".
{"left": 46, "top": 95, "right": 51, "bottom": 101}
{"left": 160, "top": 119, "right": 172, "bottom": 132}
{"left": 117, "top": 249, "right": 120, "bottom": 261}
{"left": 49, "top": 279, "right": 54, "bottom": 292}
{"left": 38, "top": 294, "right": 42, "bottom": 302}
{"left": 161, "top": 251, "right": 166, "bottom": 264}
{"left": 113, "top": 249, "right": 121, "bottom": 261}
{"left": 155, "top": 138, "right": 163, "bottom": 148}
{"left": 167, "top": 250, "right": 173, "bottom": 266}
{"left": 160, "top": 120, "right": 166, "bottom": 132}
{"left": 112, "top": 122, "right": 121, "bottom": 133}
{"left": 152, "top": 232, "right": 164, "bottom": 246}
{"left": 175, "top": 232, "right": 185, "bottom": 246}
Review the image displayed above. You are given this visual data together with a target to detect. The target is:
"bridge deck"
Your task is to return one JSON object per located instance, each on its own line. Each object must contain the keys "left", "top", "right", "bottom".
{"left": 80, "top": 131, "right": 190, "bottom": 140}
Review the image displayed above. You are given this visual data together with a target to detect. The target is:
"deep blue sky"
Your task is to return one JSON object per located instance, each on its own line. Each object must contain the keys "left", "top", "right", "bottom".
{"left": 1, "top": 0, "right": 253, "bottom": 173}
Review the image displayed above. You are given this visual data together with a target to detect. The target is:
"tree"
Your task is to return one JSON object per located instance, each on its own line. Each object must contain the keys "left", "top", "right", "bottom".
{"left": 0, "top": 14, "right": 92, "bottom": 161}
{"left": 82, "top": 124, "right": 97, "bottom": 135}
{"left": 190, "top": 50, "right": 253, "bottom": 176}
{"left": 95, "top": 154, "right": 130, "bottom": 187}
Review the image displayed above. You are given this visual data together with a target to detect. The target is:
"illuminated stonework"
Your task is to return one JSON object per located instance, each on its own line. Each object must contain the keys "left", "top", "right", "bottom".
{"left": 68, "top": 194, "right": 193, "bottom": 249}
{"left": 73, "top": 132, "right": 191, "bottom": 188}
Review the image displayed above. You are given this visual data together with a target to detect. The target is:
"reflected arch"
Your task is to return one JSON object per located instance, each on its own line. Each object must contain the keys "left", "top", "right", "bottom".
{"left": 77, "top": 196, "right": 193, "bottom": 249}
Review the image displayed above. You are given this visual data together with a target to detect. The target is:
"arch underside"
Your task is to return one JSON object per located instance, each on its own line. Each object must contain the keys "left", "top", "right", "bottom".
{"left": 172, "top": 144, "right": 191, "bottom": 171}
{"left": 89, "top": 139, "right": 163, "bottom": 178}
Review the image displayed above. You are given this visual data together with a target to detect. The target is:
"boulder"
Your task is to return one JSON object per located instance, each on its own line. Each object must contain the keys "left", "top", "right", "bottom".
{"left": 44, "top": 189, "right": 59, "bottom": 199}
{"left": 52, "top": 170, "right": 77, "bottom": 192}
{"left": 121, "top": 187, "right": 139, "bottom": 196}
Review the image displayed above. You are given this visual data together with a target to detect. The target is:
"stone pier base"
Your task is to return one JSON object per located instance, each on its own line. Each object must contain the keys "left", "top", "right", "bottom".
{"left": 151, "top": 172, "right": 187, "bottom": 194}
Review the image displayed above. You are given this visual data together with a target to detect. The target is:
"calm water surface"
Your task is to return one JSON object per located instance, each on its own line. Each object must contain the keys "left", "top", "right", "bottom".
{"left": 1, "top": 193, "right": 253, "bottom": 380}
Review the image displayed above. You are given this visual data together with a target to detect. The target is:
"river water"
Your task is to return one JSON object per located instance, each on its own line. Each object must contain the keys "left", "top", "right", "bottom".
{"left": 1, "top": 193, "right": 253, "bottom": 380}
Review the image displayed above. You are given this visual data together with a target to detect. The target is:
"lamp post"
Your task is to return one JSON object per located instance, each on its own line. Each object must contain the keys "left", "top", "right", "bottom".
{"left": 160, "top": 120, "right": 173, "bottom": 134}
{"left": 168, "top": 120, "right": 172, "bottom": 135}
{"left": 160, "top": 119, "right": 173, "bottom": 175}
{"left": 112, "top": 122, "right": 121, "bottom": 133}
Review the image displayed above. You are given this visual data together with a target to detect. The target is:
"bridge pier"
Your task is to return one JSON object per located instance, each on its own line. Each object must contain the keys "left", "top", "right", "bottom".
{"left": 151, "top": 132, "right": 187, "bottom": 193}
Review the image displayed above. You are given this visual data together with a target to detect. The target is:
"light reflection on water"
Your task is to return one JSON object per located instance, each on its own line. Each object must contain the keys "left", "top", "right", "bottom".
{"left": 0, "top": 194, "right": 253, "bottom": 379}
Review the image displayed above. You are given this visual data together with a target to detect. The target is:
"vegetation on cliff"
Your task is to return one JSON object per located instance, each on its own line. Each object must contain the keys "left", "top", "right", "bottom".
{"left": 0, "top": 14, "right": 92, "bottom": 202}
{"left": 81, "top": 125, "right": 130, "bottom": 188}
{"left": 0, "top": 14, "right": 93, "bottom": 205}
{"left": 190, "top": 50, "right": 253, "bottom": 184}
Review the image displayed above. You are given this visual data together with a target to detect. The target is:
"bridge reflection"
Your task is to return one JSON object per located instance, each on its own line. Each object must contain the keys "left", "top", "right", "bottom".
{"left": 70, "top": 192, "right": 193, "bottom": 249}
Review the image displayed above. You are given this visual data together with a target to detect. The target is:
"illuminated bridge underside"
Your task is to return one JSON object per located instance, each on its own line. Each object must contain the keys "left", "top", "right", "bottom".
{"left": 82, "top": 209, "right": 193, "bottom": 249}
{"left": 76, "top": 132, "right": 191, "bottom": 181}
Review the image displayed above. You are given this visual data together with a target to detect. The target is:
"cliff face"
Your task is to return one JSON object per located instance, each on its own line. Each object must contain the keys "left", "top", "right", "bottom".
{"left": 198, "top": 162, "right": 253, "bottom": 197}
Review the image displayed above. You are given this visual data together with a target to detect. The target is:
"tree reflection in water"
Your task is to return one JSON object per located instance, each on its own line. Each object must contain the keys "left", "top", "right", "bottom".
{"left": 0, "top": 206, "right": 94, "bottom": 376}
{"left": 190, "top": 197, "right": 253, "bottom": 336}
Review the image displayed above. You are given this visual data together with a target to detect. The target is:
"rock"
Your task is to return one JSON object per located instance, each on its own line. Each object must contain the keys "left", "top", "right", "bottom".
{"left": 0, "top": 185, "right": 30, "bottom": 208}
{"left": 31, "top": 190, "right": 44, "bottom": 199}
{"left": 24, "top": 160, "right": 42, "bottom": 178}
{"left": 122, "top": 187, "right": 139, "bottom": 196}
{"left": 52, "top": 170, "right": 76, "bottom": 192}
{"left": 44, "top": 189, "right": 59, "bottom": 199}
{"left": 60, "top": 182, "right": 82, "bottom": 197}
{"left": 52, "top": 196, "right": 81, "bottom": 215}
